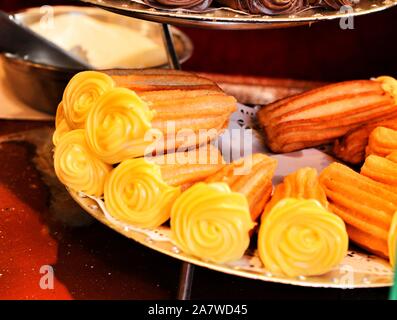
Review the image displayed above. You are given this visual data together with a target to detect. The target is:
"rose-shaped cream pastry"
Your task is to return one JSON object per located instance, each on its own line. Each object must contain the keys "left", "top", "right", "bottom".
{"left": 258, "top": 198, "right": 348, "bottom": 277}
{"left": 85, "top": 88, "right": 156, "bottom": 164}
{"left": 53, "top": 120, "right": 70, "bottom": 147}
{"left": 62, "top": 71, "right": 115, "bottom": 129}
{"left": 104, "top": 158, "right": 181, "bottom": 228}
{"left": 53, "top": 103, "right": 71, "bottom": 146}
{"left": 170, "top": 182, "right": 255, "bottom": 264}
{"left": 389, "top": 212, "right": 397, "bottom": 268}
{"left": 55, "top": 102, "right": 65, "bottom": 128}
{"left": 54, "top": 129, "right": 112, "bottom": 197}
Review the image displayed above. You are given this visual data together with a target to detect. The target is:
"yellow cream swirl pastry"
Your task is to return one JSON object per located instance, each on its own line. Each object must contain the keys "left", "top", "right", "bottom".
{"left": 85, "top": 88, "right": 156, "bottom": 164}
{"left": 258, "top": 198, "right": 348, "bottom": 277}
{"left": 54, "top": 129, "right": 112, "bottom": 197}
{"left": 53, "top": 119, "right": 70, "bottom": 147}
{"left": 104, "top": 158, "right": 181, "bottom": 228}
{"left": 170, "top": 182, "right": 255, "bottom": 264}
{"left": 389, "top": 212, "right": 397, "bottom": 268}
{"left": 62, "top": 71, "right": 115, "bottom": 129}
{"left": 55, "top": 102, "right": 65, "bottom": 128}
{"left": 53, "top": 103, "right": 71, "bottom": 146}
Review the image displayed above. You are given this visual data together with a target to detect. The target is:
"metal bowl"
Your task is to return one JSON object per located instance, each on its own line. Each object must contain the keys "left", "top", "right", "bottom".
{"left": 0, "top": 6, "right": 193, "bottom": 114}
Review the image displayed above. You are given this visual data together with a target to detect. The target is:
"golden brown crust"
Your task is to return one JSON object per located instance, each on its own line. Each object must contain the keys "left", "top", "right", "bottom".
{"left": 346, "top": 225, "right": 389, "bottom": 259}
{"left": 319, "top": 162, "right": 396, "bottom": 257}
{"left": 107, "top": 69, "right": 218, "bottom": 92}
{"left": 258, "top": 80, "right": 397, "bottom": 153}
{"left": 152, "top": 144, "right": 225, "bottom": 191}
{"left": 265, "top": 167, "right": 328, "bottom": 214}
{"left": 366, "top": 126, "right": 397, "bottom": 158}
{"left": 361, "top": 155, "right": 397, "bottom": 190}
{"left": 197, "top": 72, "right": 323, "bottom": 105}
{"left": 104, "top": 70, "right": 237, "bottom": 154}
{"left": 386, "top": 151, "right": 397, "bottom": 163}
{"left": 333, "top": 115, "right": 397, "bottom": 164}
{"left": 206, "top": 153, "right": 277, "bottom": 221}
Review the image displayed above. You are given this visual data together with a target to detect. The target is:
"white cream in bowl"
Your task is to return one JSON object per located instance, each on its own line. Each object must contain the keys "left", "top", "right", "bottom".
{"left": 29, "top": 13, "right": 168, "bottom": 69}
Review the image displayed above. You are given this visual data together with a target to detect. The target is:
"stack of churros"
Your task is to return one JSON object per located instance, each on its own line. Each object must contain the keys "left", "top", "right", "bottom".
{"left": 257, "top": 77, "right": 397, "bottom": 153}
{"left": 108, "top": 69, "right": 235, "bottom": 148}
{"left": 319, "top": 162, "right": 397, "bottom": 258}
{"left": 55, "top": 70, "right": 236, "bottom": 164}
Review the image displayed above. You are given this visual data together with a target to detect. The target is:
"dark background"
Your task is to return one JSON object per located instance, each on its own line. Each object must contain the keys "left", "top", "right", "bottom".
{"left": 1, "top": 0, "right": 397, "bottom": 81}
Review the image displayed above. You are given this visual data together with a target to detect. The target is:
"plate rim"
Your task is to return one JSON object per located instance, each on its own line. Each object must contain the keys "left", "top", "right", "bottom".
{"left": 78, "top": 0, "right": 397, "bottom": 30}
{"left": 69, "top": 189, "right": 394, "bottom": 289}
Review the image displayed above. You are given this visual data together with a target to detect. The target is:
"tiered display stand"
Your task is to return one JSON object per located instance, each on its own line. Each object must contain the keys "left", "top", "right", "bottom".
{"left": 76, "top": 0, "right": 397, "bottom": 299}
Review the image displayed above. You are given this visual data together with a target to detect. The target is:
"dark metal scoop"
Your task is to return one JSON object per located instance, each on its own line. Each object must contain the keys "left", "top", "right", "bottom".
{"left": 0, "top": 10, "right": 91, "bottom": 70}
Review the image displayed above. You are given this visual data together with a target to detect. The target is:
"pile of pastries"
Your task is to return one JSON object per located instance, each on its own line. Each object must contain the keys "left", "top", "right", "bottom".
{"left": 143, "top": 0, "right": 356, "bottom": 15}
{"left": 53, "top": 70, "right": 397, "bottom": 279}
{"left": 257, "top": 75, "right": 397, "bottom": 269}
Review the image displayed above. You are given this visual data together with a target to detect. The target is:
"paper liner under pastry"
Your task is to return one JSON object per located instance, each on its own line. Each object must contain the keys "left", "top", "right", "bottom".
{"left": 319, "top": 162, "right": 397, "bottom": 258}
{"left": 258, "top": 79, "right": 397, "bottom": 153}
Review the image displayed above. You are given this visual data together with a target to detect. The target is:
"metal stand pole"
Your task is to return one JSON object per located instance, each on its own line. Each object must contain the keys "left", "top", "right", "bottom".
{"left": 177, "top": 261, "right": 195, "bottom": 300}
{"left": 161, "top": 23, "right": 181, "bottom": 70}
{"left": 161, "top": 22, "right": 195, "bottom": 300}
